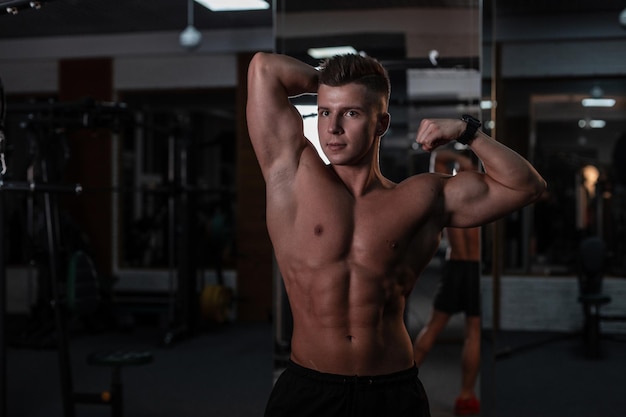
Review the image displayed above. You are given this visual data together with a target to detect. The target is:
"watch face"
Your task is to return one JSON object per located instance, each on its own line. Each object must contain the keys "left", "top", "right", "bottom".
{"left": 462, "top": 114, "right": 481, "bottom": 127}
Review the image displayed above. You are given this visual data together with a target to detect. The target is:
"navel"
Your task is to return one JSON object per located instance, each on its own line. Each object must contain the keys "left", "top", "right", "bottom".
{"left": 386, "top": 239, "right": 398, "bottom": 250}
{"left": 314, "top": 224, "right": 324, "bottom": 236}
{"left": 346, "top": 335, "right": 354, "bottom": 342}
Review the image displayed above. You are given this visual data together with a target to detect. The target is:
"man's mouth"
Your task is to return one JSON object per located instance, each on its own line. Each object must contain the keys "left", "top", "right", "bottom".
{"left": 327, "top": 142, "right": 346, "bottom": 151}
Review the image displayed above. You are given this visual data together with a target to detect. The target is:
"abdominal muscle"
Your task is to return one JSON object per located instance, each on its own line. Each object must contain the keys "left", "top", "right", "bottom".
{"left": 283, "top": 262, "right": 416, "bottom": 376}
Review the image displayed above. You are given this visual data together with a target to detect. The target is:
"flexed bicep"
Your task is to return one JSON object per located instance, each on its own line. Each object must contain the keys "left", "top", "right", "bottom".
{"left": 445, "top": 169, "right": 544, "bottom": 228}
{"left": 246, "top": 53, "right": 318, "bottom": 180}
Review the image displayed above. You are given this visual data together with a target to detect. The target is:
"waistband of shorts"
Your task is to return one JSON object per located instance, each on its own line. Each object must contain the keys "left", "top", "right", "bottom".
{"left": 286, "top": 360, "right": 418, "bottom": 385}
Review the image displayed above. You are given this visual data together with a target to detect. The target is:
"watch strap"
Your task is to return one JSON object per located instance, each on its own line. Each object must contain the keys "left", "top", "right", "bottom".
{"left": 458, "top": 114, "right": 481, "bottom": 145}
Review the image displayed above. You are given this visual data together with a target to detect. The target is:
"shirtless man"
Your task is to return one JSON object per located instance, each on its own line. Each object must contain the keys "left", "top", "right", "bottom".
{"left": 414, "top": 149, "right": 482, "bottom": 415}
{"left": 246, "top": 52, "right": 545, "bottom": 417}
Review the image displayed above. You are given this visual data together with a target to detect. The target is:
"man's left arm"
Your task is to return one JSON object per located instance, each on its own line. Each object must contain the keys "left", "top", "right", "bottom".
{"left": 416, "top": 118, "right": 546, "bottom": 227}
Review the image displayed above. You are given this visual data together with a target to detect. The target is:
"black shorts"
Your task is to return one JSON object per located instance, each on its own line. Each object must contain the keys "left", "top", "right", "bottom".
{"left": 433, "top": 260, "right": 481, "bottom": 316}
{"left": 265, "top": 361, "right": 430, "bottom": 417}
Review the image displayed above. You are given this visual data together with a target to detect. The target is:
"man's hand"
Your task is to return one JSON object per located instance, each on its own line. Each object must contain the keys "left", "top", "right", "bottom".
{"left": 415, "top": 118, "right": 465, "bottom": 152}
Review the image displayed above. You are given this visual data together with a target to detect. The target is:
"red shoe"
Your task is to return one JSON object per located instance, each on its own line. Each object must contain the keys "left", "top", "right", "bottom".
{"left": 454, "top": 396, "right": 480, "bottom": 416}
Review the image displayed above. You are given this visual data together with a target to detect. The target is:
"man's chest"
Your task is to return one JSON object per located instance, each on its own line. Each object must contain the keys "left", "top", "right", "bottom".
{"left": 282, "top": 191, "right": 429, "bottom": 266}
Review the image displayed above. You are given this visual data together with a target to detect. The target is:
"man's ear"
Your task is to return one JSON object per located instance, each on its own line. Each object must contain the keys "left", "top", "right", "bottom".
{"left": 376, "top": 112, "right": 391, "bottom": 136}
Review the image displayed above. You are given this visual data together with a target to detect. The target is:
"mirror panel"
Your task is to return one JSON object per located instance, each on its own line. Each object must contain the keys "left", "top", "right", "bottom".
{"left": 482, "top": 2, "right": 626, "bottom": 416}
{"left": 273, "top": 2, "right": 482, "bottom": 415}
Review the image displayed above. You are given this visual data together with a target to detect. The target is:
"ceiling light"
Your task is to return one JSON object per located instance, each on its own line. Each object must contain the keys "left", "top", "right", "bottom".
{"left": 578, "top": 119, "right": 606, "bottom": 129}
{"left": 581, "top": 98, "right": 616, "bottom": 107}
{"left": 181, "top": 0, "right": 202, "bottom": 50}
{"left": 180, "top": 25, "right": 202, "bottom": 50}
{"left": 308, "top": 46, "right": 358, "bottom": 59}
{"left": 194, "top": 0, "right": 269, "bottom": 11}
{"left": 588, "top": 119, "right": 606, "bottom": 128}
{"left": 480, "top": 100, "right": 494, "bottom": 110}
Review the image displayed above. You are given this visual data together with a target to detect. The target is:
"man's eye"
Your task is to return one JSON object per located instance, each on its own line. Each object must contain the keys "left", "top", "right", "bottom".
{"left": 346, "top": 111, "right": 357, "bottom": 117}
{"left": 319, "top": 110, "right": 329, "bottom": 117}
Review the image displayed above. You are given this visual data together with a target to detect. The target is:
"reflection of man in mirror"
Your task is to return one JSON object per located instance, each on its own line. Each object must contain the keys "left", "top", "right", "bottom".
{"left": 414, "top": 149, "right": 481, "bottom": 416}
{"left": 247, "top": 52, "right": 546, "bottom": 417}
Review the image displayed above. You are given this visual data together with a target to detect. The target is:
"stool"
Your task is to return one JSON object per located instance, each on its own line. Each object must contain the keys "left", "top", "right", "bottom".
{"left": 72, "top": 349, "right": 153, "bottom": 417}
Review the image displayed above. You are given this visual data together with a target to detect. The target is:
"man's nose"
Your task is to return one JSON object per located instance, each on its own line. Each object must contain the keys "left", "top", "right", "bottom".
{"left": 327, "top": 115, "right": 343, "bottom": 134}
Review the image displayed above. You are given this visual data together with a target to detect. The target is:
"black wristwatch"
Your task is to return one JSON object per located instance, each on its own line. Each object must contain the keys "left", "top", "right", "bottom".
{"left": 458, "top": 114, "right": 481, "bottom": 145}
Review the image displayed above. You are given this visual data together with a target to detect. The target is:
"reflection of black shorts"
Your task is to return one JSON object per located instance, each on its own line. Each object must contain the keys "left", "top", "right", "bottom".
{"left": 265, "top": 361, "right": 431, "bottom": 417}
{"left": 433, "top": 260, "right": 481, "bottom": 316}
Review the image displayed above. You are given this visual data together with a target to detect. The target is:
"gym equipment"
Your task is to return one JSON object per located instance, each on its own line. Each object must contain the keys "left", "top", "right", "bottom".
{"left": 0, "top": 0, "right": 55, "bottom": 16}
{"left": 576, "top": 236, "right": 610, "bottom": 358}
{"left": 200, "top": 284, "right": 233, "bottom": 324}
{"left": 0, "top": 91, "right": 151, "bottom": 416}
{"left": 576, "top": 236, "right": 626, "bottom": 358}
{"left": 0, "top": 91, "right": 236, "bottom": 413}
{"left": 60, "top": 250, "right": 153, "bottom": 417}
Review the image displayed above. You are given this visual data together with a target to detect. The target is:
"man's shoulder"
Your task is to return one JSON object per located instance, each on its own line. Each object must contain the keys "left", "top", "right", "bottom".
{"left": 377, "top": 173, "right": 446, "bottom": 216}
{"left": 396, "top": 171, "right": 445, "bottom": 191}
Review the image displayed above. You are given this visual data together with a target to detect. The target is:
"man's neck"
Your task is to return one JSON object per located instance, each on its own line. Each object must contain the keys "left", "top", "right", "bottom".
{"left": 331, "top": 162, "right": 387, "bottom": 197}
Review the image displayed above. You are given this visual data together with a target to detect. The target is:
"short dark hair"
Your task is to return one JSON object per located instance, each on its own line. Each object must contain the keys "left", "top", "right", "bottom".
{"left": 318, "top": 54, "right": 391, "bottom": 106}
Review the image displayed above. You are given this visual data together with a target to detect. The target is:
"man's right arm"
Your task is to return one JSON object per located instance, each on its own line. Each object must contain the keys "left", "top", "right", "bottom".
{"left": 246, "top": 52, "right": 319, "bottom": 181}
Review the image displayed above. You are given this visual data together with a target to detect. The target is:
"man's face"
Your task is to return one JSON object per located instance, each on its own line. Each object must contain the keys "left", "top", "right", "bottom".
{"left": 317, "top": 83, "right": 389, "bottom": 166}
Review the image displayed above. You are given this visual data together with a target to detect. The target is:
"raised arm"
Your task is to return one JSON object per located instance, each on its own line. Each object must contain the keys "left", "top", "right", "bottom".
{"left": 246, "top": 52, "right": 319, "bottom": 181}
{"left": 416, "top": 118, "right": 546, "bottom": 227}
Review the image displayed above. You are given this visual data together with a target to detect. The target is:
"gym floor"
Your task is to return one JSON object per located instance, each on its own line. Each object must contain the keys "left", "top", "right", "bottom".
{"left": 6, "top": 260, "right": 625, "bottom": 416}
{"left": 5, "top": 259, "right": 465, "bottom": 417}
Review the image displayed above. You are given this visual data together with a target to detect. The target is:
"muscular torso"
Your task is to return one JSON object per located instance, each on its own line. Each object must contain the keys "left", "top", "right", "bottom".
{"left": 267, "top": 147, "right": 444, "bottom": 376}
